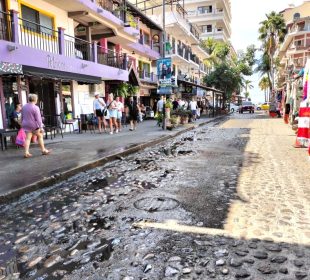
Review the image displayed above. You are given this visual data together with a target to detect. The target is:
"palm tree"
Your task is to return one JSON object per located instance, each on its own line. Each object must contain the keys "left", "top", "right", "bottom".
{"left": 258, "top": 11, "right": 286, "bottom": 98}
{"left": 200, "top": 39, "right": 231, "bottom": 73}
{"left": 244, "top": 79, "right": 253, "bottom": 99}
{"left": 259, "top": 76, "right": 270, "bottom": 102}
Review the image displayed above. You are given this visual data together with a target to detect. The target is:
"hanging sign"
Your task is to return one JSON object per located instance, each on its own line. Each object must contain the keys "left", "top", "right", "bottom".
{"left": 157, "top": 58, "right": 174, "bottom": 87}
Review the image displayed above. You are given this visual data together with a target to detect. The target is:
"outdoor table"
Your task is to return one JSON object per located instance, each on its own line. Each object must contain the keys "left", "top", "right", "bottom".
{"left": 0, "top": 129, "right": 19, "bottom": 151}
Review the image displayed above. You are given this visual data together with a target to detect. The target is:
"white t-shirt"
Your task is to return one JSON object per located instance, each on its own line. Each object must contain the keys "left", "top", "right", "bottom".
{"left": 93, "top": 98, "right": 105, "bottom": 110}
{"left": 189, "top": 101, "right": 197, "bottom": 110}
{"left": 116, "top": 101, "right": 124, "bottom": 112}
{"left": 157, "top": 99, "right": 164, "bottom": 112}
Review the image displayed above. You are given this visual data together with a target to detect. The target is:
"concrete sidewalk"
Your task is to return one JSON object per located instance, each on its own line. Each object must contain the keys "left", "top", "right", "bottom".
{"left": 0, "top": 116, "right": 223, "bottom": 200}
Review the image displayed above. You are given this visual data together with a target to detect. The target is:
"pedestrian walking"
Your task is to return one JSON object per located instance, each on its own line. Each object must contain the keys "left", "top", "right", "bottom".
{"left": 127, "top": 96, "right": 139, "bottom": 131}
{"left": 93, "top": 92, "right": 107, "bottom": 133}
{"left": 189, "top": 98, "right": 198, "bottom": 121}
{"left": 172, "top": 98, "right": 179, "bottom": 110}
{"left": 115, "top": 96, "right": 124, "bottom": 132}
{"left": 21, "top": 94, "right": 50, "bottom": 158}
{"left": 107, "top": 93, "right": 118, "bottom": 134}
{"left": 157, "top": 96, "right": 164, "bottom": 113}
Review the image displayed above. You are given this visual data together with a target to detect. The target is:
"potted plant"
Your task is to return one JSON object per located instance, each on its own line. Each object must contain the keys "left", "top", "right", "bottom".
{"left": 128, "top": 84, "right": 139, "bottom": 96}
{"left": 155, "top": 112, "right": 163, "bottom": 127}
{"left": 170, "top": 115, "right": 180, "bottom": 127}
{"left": 165, "top": 99, "right": 173, "bottom": 119}
{"left": 116, "top": 82, "right": 129, "bottom": 97}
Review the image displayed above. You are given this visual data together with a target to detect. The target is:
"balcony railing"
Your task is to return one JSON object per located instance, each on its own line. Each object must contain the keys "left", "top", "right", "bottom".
{"left": 138, "top": 69, "right": 158, "bottom": 82}
{"left": 288, "top": 25, "right": 310, "bottom": 34}
{"left": 0, "top": 10, "right": 127, "bottom": 69}
{"left": 97, "top": 45, "right": 124, "bottom": 69}
{"left": 64, "top": 34, "right": 92, "bottom": 61}
{"left": 190, "top": 24, "right": 200, "bottom": 40}
{"left": 19, "top": 17, "right": 59, "bottom": 54}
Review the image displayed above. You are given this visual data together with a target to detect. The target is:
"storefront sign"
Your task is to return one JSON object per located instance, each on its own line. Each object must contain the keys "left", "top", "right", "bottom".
{"left": 0, "top": 62, "right": 22, "bottom": 74}
{"left": 47, "top": 55, "right": 85, "bottom": 75}
{"left": 157, "top": 58, "right": 175, "bottom": 87}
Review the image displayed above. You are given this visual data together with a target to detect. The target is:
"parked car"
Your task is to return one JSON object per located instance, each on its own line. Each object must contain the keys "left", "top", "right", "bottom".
{"left": 260, "top": 102, "right": 270, "bottom": 110}
{"left": 256, "top": 103, "right": 262, "bottom": 110}
{"left": 229, "top": 103, "right": 239, "bottom": 113}
{"left": 239, "top": 101, "right": 255, "bottom": 114}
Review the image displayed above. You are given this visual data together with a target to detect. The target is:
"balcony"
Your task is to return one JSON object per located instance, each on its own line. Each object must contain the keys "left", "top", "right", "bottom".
{"left": 149, "top": 5, "right": 199, "bottom": 44}
{"left": 138, "top": 69, "right": 158, "bottom": 83}
{"left": 187, "top": 8, "right": 231, "bottom": 36}
{"left": 0, "top": 11, "right": 128, "bottom": 81}
{"left": 200, "top": 28, "right": 229, "bottom": 41}
{"left": 0, "top": 12, "right": 125, "bottom": 69}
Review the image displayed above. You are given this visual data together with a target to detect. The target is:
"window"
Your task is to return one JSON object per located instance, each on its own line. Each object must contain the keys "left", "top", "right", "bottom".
{"left": 293, "top": 13, "right": 300, "bottom": 20}
{"left": 21, "top": 4, "right": 54, "bottom": 35}
{"left": 197, "top": 6, "right": 212, "bottom": 14}
{"left": 202, "top": 25, "right": 212, "bottom": 33}
{"left": 295, "top": 40, "right": 303, "bottom": 47}
{"left": 143, "top": 33, "right": 150, "bottom": 45}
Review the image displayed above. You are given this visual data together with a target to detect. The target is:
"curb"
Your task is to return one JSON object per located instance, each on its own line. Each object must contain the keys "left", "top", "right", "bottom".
{"left": 0, "top": 115, "right": 228, "bottom": 203}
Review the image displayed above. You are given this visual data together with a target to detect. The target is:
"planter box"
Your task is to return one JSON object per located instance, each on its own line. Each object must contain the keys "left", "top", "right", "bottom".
{"left": 180, "top": 116, "right": 189, "bottom": 124}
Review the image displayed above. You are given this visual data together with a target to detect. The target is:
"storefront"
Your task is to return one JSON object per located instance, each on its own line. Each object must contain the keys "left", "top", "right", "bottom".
{"left": 0, "top": 64, "right": 102, "bottom": 129}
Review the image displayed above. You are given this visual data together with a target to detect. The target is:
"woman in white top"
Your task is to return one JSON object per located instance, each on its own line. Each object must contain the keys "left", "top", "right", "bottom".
{"left": 115, "top": 96, "right": 124, "bottom": 132}
{"left": 93, "top": 92, "right": 107, "bottom": 133}
{"left": 106, "top": 93, "right": 118, "bottom": 134}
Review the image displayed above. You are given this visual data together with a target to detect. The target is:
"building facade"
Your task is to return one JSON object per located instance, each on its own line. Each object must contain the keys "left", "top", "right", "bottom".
{"left": 275, "top": 1, "right": 310, "bottom": 122}
{"left": 129, "top": 0, "right": 210, "bottom": 99}
{"left": 185, "top": 0, "right": 232, "bottom": 42}
{"left": 0, "top": 0, "right": 161, "bottom": 129}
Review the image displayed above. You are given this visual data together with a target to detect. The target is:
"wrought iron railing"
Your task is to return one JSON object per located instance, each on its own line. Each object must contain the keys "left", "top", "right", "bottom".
{"left": 190, "top": 24, "right": 200, "bottom": 40}
{"left": 96, "top": 0, "right": 114, "bottom": 13}
{"left": 97, "top": 45, "right": 124, "bottom": 69}
{"left": 64, "top": 34, "right": 93, "bottom": 61}
{"left": 19, "top": 17, "right": 59, "bottom": 54}
{"left": 1, "top": 10, "right": 131, "bottom": 69}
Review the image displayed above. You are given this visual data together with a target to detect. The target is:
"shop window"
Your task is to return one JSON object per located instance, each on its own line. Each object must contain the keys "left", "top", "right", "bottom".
{"left": 62, "top": 84, "right": 73, "bottom": 119}
{"left": 21, "top": 4, "right": 54, "bottom": 35}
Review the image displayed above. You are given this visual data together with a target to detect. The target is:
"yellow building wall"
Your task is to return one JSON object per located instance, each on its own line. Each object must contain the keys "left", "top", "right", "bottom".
{"left": 7, "top": 0, "right": 75, "bottom": 36}
{"left": 282, "top": 3, "right": 310, "bottom": 23}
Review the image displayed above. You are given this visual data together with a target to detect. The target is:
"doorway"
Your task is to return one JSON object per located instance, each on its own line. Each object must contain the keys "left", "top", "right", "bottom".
{"left": 28, "top": 79, "right": 56, "bottom": 117}
{"left": 2, "top": 76, "right": 19, "bottom": 128}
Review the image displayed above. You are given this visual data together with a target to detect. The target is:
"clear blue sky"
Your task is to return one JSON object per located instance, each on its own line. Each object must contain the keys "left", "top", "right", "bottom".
{"left": 231, "top": 0, "right": 304, "bottom": 103}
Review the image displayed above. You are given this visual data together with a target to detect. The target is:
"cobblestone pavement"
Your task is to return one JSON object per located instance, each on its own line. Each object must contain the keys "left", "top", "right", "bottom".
{"left": 222, "top": 113, "right": 310, "bottom": 245}
{"left": 0, "top": 112, "right": 309, "bottom": 280}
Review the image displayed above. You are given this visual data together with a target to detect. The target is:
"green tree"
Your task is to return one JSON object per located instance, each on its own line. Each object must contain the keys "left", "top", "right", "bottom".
{"left": 203, "top": 45, "right": 256, "bottom": 107}
{"left": 259, "top": 76, "right": 270, "bottom": 102}
{"left": 258, "top": 11, "right": 286, "bottom": 95}
{"left": 244, "top": 80, "right": 253, "bottom": 99}
{"left": 200, "top": 40, "right": 231, "bottom": 73}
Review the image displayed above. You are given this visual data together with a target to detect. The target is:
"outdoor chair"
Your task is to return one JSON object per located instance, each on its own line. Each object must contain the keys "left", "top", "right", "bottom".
{"left": 80, "top": 114, "right": 97, "bottom": 133}
{"left": 60, "top": 112, "right": 74, "bottom": 133}
{"left": 44, "top": 115, "right": 63, "bottom": 139}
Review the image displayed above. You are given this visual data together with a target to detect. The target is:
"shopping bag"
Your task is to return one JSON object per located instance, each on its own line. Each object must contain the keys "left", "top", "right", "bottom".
{"left": 15, "top": 128, "right": 26, "bottom": 147}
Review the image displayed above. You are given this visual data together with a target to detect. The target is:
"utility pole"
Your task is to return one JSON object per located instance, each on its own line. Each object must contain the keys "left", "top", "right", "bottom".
{"left": 162, "top": 0, "right": 166, "bottom": 130}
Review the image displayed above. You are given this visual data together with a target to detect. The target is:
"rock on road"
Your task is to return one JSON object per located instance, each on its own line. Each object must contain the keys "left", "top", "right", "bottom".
{"left": 0, "top": 112, "right": 309, "bottom": 280}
